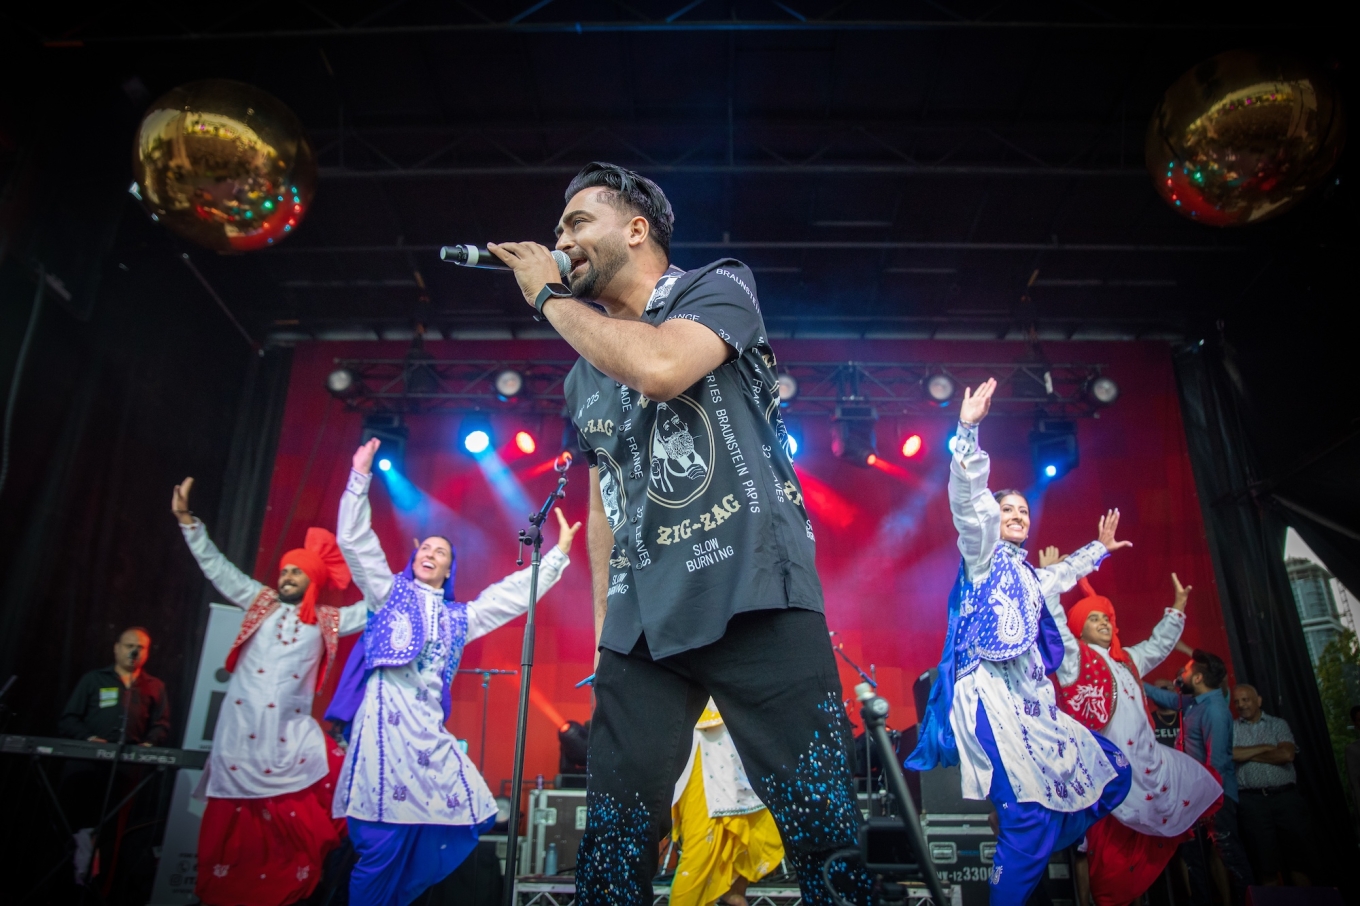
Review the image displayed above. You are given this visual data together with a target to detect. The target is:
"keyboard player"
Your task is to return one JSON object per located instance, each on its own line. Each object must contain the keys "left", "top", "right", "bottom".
{"left": 58, "top": 626, "right": 170, "bottom": 747}
{"left": 55, "top": 625, "right": 171, "bottom": 893}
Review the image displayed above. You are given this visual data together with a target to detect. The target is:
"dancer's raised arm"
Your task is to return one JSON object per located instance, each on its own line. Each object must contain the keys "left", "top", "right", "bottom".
{"left": 950, "top": 378, "right": 1002, "bottom": 582}
{"left": 1124, "top": 573, "right": 1191, "bottom": 675}
{"left": 175, "top": 477, "right": 266, "bottom": 608}
{"left": 337, "top": 439, "right": 396, "bottom": 609}
{"left": 466, "top": 508, "right": 581, "bottom": 641}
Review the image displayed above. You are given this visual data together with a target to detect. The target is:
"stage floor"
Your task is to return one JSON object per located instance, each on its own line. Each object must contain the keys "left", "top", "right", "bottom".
{"left": 512, "top": 876, "right": 960, "bottom": 905}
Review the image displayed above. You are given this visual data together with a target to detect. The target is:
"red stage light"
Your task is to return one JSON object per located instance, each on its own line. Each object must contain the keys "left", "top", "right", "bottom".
{"left": 902, "top": 434, "right": 923, "bottom": 457}
{"left": 866, "top": 454, "right": 878, "bottom": 466}
{"left": 515, "top": 431, "right": 536, "bottom": 454}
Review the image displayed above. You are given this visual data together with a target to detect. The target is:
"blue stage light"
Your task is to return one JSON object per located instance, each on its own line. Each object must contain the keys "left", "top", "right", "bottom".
{"left": 946, "top": 435, "right": 959, "bottom": 454}
{"left": 1030, "top": 419, "right": 1078, "bottom": 481}
{"left": 787, "top": 435, "right": 799, "bottom": 457}
{"left": 464, "top": 430, "right": 490, "bottom": 455}
{"left": 378, "top": 458, "right": 393, "bottom": 472}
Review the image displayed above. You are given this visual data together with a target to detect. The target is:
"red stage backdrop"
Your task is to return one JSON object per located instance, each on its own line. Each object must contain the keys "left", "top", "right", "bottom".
{"left": 252, "top": 339, "right": 1231, "bottom": 795}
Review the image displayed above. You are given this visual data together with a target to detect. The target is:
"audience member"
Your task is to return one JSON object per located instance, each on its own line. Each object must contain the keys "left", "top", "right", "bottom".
{"left": 1145, "top": 649, "right": 1254, "bottom": 906}
{"left": 1232, "top": 684, "right": 1314, "bottom": 886}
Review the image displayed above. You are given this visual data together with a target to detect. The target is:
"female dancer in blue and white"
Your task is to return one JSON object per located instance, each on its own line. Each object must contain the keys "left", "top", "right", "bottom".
{"left": 328, "top": 438, "right": 580, "bottom": 906}
{"left": 907, "top": 378, "right": 1132, "bottom": 905}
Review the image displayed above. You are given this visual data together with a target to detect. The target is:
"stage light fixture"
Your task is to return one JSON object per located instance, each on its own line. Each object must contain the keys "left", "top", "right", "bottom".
{"left": 515, "top": 431, "right": 536, "bottom": 454}
{"left": 361, "top": 414, "right": 408, "bottom": 473}
{"left": 458, "top": 414, "right": 493, "bottom": 456}
{"left": 946, "top": 435, "right": 959, "bottom": 455}
{"left": 924, "top": 373, "right": 955, "bottom": 405}
{"left": 901, "top": 434, "right": 923, "bottom": 458}
{"left": 832, "top": 401, "right": 878, "bottom": 467}
{"left": 787, "top": 434, "right": 799, "bottom": 457}
{"left": 558, "top": 719, "right": 590, "bottom": 776}
{"left": 1030, "top": 419, "right": 1079, "bottom": 481}
{"left": 326, "top": 367, "right": 358, "bottom": 398}
{"left": 495, "top": 369, "right": 525, "bottom": 400}
{"left": 1089, "top": 375, "right": 1120, "bottom": 405}
{"left": 777, "top": 373, "right": 799, "bottom": 405}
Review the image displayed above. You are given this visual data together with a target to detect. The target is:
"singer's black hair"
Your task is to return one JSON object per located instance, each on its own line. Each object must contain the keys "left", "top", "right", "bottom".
{"left": 565, "top": 162, "right": 674, "bottom": 257}
{"left": 1190, "top": 648, "right": 1228, "bottom": 689}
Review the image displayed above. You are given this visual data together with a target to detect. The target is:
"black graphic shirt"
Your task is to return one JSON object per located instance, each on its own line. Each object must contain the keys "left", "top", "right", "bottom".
{"left": 564, "top": 260, "right": 824, "bottom": 659}
{"left": 1152, "top": 709, "right": 1181, "bottom": 748}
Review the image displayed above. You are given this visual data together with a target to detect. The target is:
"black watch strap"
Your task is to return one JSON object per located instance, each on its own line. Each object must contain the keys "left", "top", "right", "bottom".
{"left": 534, "top": 283, "right": 574, "bottom": 321}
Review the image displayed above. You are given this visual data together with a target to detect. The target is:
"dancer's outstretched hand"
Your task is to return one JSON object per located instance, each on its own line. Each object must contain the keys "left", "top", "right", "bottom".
{"left": 1097, "top": 508, "right": 1132, "bottom": 553}
{"left": 959, "top": 378, "right": 997, "bottom": 426}
{"left": 172, "top": 478, "right": 195, "bottom": 525}
{"left": 1172, "top": 573, "right": 1192, "bottom": 611}
{"left": 353, "top": 438, "right": 381, "bottom": 475}
{"left": 1037, "top": 546, "right": 1063, "bottom": 567}
{"left": 554, "top": 507, "right": 584, "bottom": 555}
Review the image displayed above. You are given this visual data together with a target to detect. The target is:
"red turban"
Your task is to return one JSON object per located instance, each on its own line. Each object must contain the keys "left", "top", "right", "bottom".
{"left": 280, "top": 527, "right": 351, "bottom": 625}
{"left": 1066, "top": 576, "right": 1129, "bottom": 665}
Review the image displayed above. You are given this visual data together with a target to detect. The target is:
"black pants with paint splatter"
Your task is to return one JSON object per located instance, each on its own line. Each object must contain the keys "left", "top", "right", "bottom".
{"left": 574, "top": 608, "right": 873, "bottom": 905}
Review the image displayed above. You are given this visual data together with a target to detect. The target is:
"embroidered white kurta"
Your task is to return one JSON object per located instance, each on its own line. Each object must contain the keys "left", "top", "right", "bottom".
{"left": 332, "top": 469, "right": 570, "bottom": 825}
{"left": 182, "top": 520, "right": 367, "bottom": 799}
{"left": 1053, "top": 606, "right": 1220, "bottom": 836}
{"left": 672, "top": 701, "right": 766, "bottom": 818}
{"left": 947, "top": 422, "right": 1120, "bottom": 810}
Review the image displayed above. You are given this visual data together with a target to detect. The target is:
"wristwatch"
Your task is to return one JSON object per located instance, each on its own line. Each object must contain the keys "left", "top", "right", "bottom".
{"left": 534, "top": 283, "right": 574, "bottom": 321}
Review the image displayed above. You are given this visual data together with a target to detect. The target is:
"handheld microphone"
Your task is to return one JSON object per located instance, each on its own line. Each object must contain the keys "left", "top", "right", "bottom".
{"left": 440, "top": 244, "right": 572, "bottom": 278}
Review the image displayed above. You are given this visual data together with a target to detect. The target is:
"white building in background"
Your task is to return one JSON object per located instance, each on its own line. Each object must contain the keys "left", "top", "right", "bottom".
{"left": 1284, "top": 528, "right": 1355, "bottom": 665}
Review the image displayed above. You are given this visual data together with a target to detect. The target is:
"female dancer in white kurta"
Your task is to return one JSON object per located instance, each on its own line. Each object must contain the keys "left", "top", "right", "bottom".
{"left": 907, "top": 378, "right": 1132, "bottom": 906}
{"left": 1051, "top": 575, "right": 1221, "bottom": 905}
{"left": 330, "top": 439, "right": 578, "bottom": 906}
{"left": 669, "top": 700, "right": 784, "bottom": 906}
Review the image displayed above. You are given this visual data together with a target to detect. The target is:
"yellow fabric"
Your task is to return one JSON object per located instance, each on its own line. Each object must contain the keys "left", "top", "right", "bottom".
{"left": 669, "top": 747, "right": 785, "bottom": 906}
{"left": 695, "top": 705, "right": 724, "bottom": 730}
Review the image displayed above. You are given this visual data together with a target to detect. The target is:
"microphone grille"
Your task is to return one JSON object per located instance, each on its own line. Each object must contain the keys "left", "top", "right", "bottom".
{"left": 551, "top": 249, "right": 571, "bottom": 278}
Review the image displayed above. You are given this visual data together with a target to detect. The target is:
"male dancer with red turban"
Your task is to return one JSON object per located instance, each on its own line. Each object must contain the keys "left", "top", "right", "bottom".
{"left": 1049, "top": 569, "right": 1222, "bottom": 906}
{"left": 174, "top": 478, "right": 366, "bottom": 906}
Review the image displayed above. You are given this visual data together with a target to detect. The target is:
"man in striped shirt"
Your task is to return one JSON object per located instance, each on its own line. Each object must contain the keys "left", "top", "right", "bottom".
{"left": 1232, "top": 684, "right": 1315, "bottom": 887}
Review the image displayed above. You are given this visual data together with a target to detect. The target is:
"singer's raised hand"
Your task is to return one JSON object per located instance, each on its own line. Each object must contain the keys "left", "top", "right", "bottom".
{"left": 487, "top": 241, "right": 564, "bottom": 308}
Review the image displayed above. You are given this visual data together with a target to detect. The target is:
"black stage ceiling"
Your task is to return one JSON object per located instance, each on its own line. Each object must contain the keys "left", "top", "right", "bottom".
{"left": 2, "top": 2, "right": 1348, "bottom": 345}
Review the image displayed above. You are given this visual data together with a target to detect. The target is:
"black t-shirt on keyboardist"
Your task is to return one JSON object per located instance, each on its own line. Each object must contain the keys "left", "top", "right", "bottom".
{"left": 563, "top": 260, "right": 824, "bottom": 660}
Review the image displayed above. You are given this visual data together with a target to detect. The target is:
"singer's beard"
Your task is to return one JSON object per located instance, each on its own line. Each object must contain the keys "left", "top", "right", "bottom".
{"left": 568, "top": 234, "right": 627, "bottom": 301}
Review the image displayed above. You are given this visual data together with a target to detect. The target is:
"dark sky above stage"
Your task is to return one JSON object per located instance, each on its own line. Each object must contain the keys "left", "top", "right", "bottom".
{"left": 2, "top": 3, "right": 1347, "bottom": 346}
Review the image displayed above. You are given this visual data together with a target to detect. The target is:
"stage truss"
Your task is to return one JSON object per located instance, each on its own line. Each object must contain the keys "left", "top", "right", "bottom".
{"left": 329, "top": 358, "right": 1113, "bottom": 420}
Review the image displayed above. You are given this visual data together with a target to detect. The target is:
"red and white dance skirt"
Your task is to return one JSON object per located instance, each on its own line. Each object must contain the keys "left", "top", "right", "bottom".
{"left": 195, "top": 742, "right": 347, "bottom": 906}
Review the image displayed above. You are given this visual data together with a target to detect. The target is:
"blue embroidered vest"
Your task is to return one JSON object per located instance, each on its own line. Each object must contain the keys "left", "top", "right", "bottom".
{"left": 326, "top": 553, "right": 470, "bottom": 726}
{"left": 954, "top": 543, "right": 1044, "bottom": 677}
{"left": 908, "top": 542, "right": 1066, "bottom": 773}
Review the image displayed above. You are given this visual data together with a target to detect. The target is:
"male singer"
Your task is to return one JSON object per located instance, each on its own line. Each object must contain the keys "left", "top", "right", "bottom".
{"left": 488, "top": 162, "right": 869, "bottom": 905}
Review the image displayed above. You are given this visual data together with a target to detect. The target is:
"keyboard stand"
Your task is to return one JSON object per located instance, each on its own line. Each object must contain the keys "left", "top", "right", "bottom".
{"left": 19, "top": 754, "right": 168, "bottom": 905}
